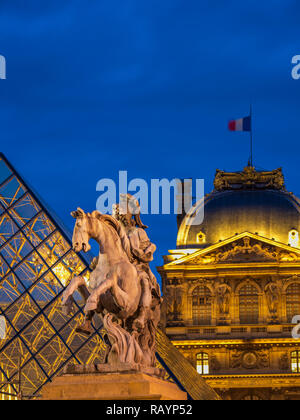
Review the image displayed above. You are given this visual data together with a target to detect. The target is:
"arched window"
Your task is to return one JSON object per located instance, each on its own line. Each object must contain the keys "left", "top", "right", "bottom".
{"left": 286, "top": 284, "right": 300, "bottom": 322}
{"left": 196, "top": 353, "right": 209, "bottom": 375}
{"left": 192, "top": 286, "right": 212, "bottom": 325}
{"left": 291, "top": 351, "right": 300, "bottom": 373}
{"left": 289, "top": 230, "right": 299, "bottom": 248}
{"left": 239, "top": 284, "right": 259, "bottom": 324}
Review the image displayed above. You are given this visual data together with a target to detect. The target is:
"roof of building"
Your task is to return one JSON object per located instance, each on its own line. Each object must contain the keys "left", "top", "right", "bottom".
{"left": 177, "top": 166, "right": 300, "bottom": 249}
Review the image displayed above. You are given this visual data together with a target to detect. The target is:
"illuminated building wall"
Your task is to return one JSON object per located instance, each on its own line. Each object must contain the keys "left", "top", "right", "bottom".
{"left": 159, "top": 167, "right": 300, "bottom": 400}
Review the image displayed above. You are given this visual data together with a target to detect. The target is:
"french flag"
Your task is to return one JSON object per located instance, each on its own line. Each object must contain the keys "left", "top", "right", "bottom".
{"left": 228, "top": 115, "right": 251, "bottom": 132}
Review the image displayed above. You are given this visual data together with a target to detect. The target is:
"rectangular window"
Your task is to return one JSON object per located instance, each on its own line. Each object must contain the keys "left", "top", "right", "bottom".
{"left": 291, "top": 351, "right": 300, "bottom": 373}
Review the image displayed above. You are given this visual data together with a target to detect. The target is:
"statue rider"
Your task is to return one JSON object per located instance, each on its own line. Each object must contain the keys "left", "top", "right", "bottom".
{"left": 75, "top": 194, "right": 161, "bottom": 336}
{"left": 113, "top": 194, "right": 161, "bottom": 330}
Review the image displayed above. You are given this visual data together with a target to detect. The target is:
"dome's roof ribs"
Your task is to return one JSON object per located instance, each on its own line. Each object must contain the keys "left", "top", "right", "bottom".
{"left": 213, "top": 166, "right": 285, "bottom": 192}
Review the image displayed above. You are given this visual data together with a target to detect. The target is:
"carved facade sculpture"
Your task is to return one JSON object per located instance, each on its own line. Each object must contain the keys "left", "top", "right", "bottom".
{"left": 265, "top": 282, "right": 280, "bottom": 322}
{"left": 230, "top": 349, "right": 269, "bottom": 370}
{"left": 279, "top": 353, "right": 290, "bottom": 371}
{"left": 165, "top": 286, "right": 184, "bottom": 324}
{"left": 171, "top": 295, "right": 183, "bottom": 322}
{"left": 215, "top": 281, "right": 231, "bottom": 316}
{"left": 62, "top": 194, "right": 162, "bottom": 370}
{"left": 190, "top": 236, "right": 299, "bottom": 265}
{"left": 214, "top": 166, "right": 285, "bottom": 191}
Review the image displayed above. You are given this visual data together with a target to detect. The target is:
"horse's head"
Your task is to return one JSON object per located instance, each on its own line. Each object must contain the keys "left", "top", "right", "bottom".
{"left": 71, "top": 208, "right": 129, "bottom": 258}
{"left": 71, "top": 208, "right": 92, "bottom": 253}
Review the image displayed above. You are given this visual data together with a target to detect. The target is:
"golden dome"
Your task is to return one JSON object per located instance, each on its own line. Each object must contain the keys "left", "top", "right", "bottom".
{"left": 177, "top": 166, "right": 300, "bottom": 248}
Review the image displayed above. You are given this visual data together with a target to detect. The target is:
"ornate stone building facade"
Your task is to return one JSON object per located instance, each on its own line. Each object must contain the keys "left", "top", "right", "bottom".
{"left": 158, "top": 166, "right": 300, "bottom": 400}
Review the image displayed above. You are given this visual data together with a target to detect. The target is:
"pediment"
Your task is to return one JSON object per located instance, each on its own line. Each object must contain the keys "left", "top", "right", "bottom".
{"left": 167, "top": 232, "right": 300, "bottom": 266}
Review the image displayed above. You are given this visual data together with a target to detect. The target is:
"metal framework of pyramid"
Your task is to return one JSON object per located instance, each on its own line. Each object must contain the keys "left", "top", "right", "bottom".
{"left": 0, "top": 153, "right": 219, "bottom": 400}
{"left": 0, "top": 153, "right": 106, "bottom": 399}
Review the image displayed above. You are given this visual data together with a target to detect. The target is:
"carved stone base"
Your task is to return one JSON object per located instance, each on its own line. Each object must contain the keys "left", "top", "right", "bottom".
{"left": 41, "top": 370, "right": 187, "bottom": 400}
{"left": 63, "top": 362, "right": 166, "bottom": 379}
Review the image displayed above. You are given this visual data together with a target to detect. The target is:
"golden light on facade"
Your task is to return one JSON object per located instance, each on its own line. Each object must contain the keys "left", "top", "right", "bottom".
{"left": 159, "top": 167, "right": 300, "bottom": 400}
{"left": 197, "top": 231, "right": 206, "bottom": 244}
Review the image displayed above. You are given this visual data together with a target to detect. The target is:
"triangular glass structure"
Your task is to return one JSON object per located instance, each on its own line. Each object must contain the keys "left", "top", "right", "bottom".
{"left": 0, "top": 153, "right": 106, "bottom": 399}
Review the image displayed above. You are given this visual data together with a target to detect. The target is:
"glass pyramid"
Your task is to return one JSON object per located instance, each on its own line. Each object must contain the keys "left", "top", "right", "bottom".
{"left": 0, "top": 153, "right": 106, "bottom": 399}
{"left": 0, "top": 153, "right": 219, "bottom": 401}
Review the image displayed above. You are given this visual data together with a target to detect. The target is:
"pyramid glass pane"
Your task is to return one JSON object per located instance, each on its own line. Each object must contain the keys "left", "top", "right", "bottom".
{"left": 0, "top": 154, "right": 209, "bottom": 400}
{"left": 0, "top": 154, "right": 106, "bottom": 399}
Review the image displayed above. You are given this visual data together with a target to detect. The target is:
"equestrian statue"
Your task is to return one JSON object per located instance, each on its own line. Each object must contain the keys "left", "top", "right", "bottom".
{"left": 61, "top": 194, "right": 162, "bottom": 368}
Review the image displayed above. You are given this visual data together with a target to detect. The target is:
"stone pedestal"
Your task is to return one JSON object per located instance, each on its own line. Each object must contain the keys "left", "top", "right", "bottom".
{"left": 41, "top": 365, "right": 187, "bottom": 400}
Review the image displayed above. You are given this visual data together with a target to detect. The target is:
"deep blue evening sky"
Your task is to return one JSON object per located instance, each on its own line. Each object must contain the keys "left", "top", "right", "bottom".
{"left": 1, "top": 0, "right": 300, "bottom": 276}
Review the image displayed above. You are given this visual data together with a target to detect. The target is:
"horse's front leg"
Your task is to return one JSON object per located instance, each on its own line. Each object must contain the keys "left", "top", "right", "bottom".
{"left": 85, "top": 272, "right": 132, "bottom": 315}
{"left": 62, "top": 275, "right": 87, "bottom": 314}
{"left": 84, "top": 277, "right": 115, "bottom": 313}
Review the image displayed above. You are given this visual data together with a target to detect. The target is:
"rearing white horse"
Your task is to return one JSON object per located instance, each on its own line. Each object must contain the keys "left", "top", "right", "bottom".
{"left": 62, "top": 208, "right": 160, "bottom": 367}
{"left": 62, "top": 208, "right": 142, "bottom": 326}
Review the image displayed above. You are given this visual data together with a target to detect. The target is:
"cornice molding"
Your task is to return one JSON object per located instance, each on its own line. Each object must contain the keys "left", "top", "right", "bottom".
{"left": 162, "top": 232, "right": 300, "bottom": 269}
